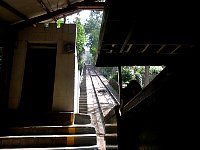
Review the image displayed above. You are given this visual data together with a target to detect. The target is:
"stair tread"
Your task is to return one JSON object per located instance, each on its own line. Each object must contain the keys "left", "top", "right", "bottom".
{"left": 105, "top": 133, "right": 117, "bottom": 136}
{"left": 4, "top": 124, "right": 96, "bottom": 134}
{"left": 105, "top": 123, "right": 117, "bottom": 125}
{"left": 0, "top": 134, "right": 97, "bottom": 138}
{"left": 0, "top": 145, "right": 99, "bottom": 150}
{"left": 0, "top": 134, "right": 97, "bottom": 148}
{"left": 106, "top": 145, "right": 118, "bottom": 150}
{"left": 9, "top": 124, "right": 95, "bottom": 128}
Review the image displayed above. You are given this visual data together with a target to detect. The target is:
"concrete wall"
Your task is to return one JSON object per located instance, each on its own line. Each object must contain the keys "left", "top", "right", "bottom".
{"left": 8, "top": 23, "right": 78, "bottom": 112}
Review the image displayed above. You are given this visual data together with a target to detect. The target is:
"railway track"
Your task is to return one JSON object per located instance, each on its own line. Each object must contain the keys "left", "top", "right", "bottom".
{"left": 86, "top": 64, "right": 119, "bottom": 150}
{"left": 87, "top": 65, "right": 119, "bottom": 118}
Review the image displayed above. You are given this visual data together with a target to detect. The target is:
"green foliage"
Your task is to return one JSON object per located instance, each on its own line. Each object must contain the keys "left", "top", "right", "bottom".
{"left": 73, "top": 18, "right": 86, "bottom": 72}
{"left": 135, "top": 73, "right": 143, "bottom": 86}
{"left": 56, "top": 18, "right": 64, "bottom": 28}
{"left": 109, "top": 67, "right": 133, "bottom": 84}
{"left": 121, "top": 67, "right": 134, "bottom": 84}
{"left": 62, "top": 11, "right": 164, "bottom": 82}
{"left": 149, "top": 66, "right": 164, "bottom": 74}
{"left": 74, "top": 18, "right": 86, "bottom": 54}
{"left": 100, "top": 66, "right": 163, "bottom": 87}
{"left": 84, "top": 11, "right": 103, "bottom": 64}
{"left": 99, "top": 67, "right": 115, "bottom": 79}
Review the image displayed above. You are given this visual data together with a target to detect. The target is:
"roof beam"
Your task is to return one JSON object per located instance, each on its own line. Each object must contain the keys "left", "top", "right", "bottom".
{"left": 95, "top": 53, "right": 189, "bottom": 67}
{"left": 11, "top": 1, "right": 105, "bottom": 30}
{"left": 37, "top": 0, "right": 51, "bottom": 13}
{"left": 120, "top": 23, "right": 134, "bottom": 53}
{"left": 36, "top": 0, "right": 58, "bottom": 22}
{"left": 0, "top": 1, "right": 29, "bottom": 21}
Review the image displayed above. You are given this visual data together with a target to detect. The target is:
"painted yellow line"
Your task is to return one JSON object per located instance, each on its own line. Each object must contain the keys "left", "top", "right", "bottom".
{"left": 68, "top": 127, "right": 75, "bottom": 134}
{"left": 70, "top": 113, "right": 74, "bottom": 124}
{"left": 67, "top": 137, "right": 75, "bottom": 145}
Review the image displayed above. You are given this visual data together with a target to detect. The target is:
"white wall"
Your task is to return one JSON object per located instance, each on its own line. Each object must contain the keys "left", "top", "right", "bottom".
{"left": 8, "top": 23, "right": 78, "bottom": 112}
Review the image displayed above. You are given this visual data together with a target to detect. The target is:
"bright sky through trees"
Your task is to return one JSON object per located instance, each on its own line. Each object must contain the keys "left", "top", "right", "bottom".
{"left": 65, "top": 10, "right": 91, "bottom": 24}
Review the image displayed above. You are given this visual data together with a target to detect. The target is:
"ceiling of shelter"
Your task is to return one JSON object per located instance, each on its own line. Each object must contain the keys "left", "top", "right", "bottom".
{"left": 0, "top": 0, "right": 199, "bottom": 67}
{"left": 95, "top": 0, "right": 199, "bottom": 67}
{"left": 0, "top": 0, "right": 104, "bottom": 29}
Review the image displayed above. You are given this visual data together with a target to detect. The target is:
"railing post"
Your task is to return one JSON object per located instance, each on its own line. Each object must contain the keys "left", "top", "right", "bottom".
{"left": 117, "top": 65, "right": 122, "bottom": 149}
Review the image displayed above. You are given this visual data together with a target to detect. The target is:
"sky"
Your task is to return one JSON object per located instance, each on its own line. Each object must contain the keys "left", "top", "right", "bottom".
{"left": 65, "top": 10, "right": 91, "bottom": 24}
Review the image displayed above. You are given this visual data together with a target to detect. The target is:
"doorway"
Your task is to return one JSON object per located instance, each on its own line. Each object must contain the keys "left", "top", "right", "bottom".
{"left": 20, "top": 43, "right": 57, "bottom": 113}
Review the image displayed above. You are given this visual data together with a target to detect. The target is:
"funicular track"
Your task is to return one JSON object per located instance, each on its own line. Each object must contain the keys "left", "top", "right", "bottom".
{"left": 87, "top": 65, "right": 119, "bottom": 121}
{"left": 86, "top": 65, "right": 119, "bottom": 149}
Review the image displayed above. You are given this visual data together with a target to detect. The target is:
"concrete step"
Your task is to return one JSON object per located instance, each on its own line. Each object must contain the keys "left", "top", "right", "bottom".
{"left": 79, "top": 110, "right": 87, "bottom": 113}
{"left": 79, "top": 109, "right": 87, "bottom": 112}
{"left": 0, "top": 134, "right": 97, "bottom": 148}
{"left": 106, "top": 145, "right": 118, "bottom": 150}
{"left": 105, "top": 124, "right": 117, "bottom": 134}
{"left": 79, "top": 100, "right": 87, "bottom": 103}
{"left": 79, "top": 96, "right": 87, "bottom": 98}
{"left": 79, "top": 94, "right": 87, "bottom": 97}
{"left": 105, "top": 133, "right": 117, "bottom": 145}
{"left": 4, "top": 124, "right": 96, "bottom": 135}
{"left": 3, "top": 112, "right": 91, "bottom": 126}
{"left": 2, "top": 112, "right": 74, "bottom": 127}
{"left": 79, "top": 97, "right": 87, "bottom": 100}
{"left": 0, "top": 145, "right": 98, "bottom": 150}
{"left": 105, "top": 124, "right": 118, "bottom": 149}
{"left": 79, "top": 103, "right": 87, "bottom": 106}
{"left": 74, "top": 113, "right": 91, "bottom": 124}
{"left": 79, "top": 106, "right": 87, "bottom": 109}
{"left": 0, "top": 112, "right": 98, "bottom": 149}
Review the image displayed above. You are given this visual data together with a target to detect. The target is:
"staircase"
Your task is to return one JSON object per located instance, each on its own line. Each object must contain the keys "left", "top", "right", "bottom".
{"left": 79, "top": 69, "right": 87, "bottom": 114}
{"left": 79, "top": 66, "right": 87, "bottom": 114}
{"left": 105, "top": 123, "right": 118, "bottom": 150}
{"left": 104, "top": 106, "right": 119, "bottom": 150}
{"left": 0, "top": 111, "right": 98, "bottom": 149}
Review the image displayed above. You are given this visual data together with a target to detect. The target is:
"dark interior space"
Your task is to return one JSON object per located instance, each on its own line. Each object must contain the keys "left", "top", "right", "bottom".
{"left": 0, "top": 29, "right": 16, "bottom": 111}
{"left": 19, "top": 43, "right": 57, "bottom": 113}
{"left": 119, "top": 62, "right": 199, "bottom": 149}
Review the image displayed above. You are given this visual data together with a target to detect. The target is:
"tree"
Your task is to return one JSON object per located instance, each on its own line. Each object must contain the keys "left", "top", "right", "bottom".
{"left": 56, "top": 18, "right": 64, "bottom": 28}
{"left": 84, "top": 10, "right": 103, "bottom": 65}
{"left": 73, "top": 17, "right": 87, "bottom": 72}
{"left": 62, "top": 11, "right": 164, "bottom": 87}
